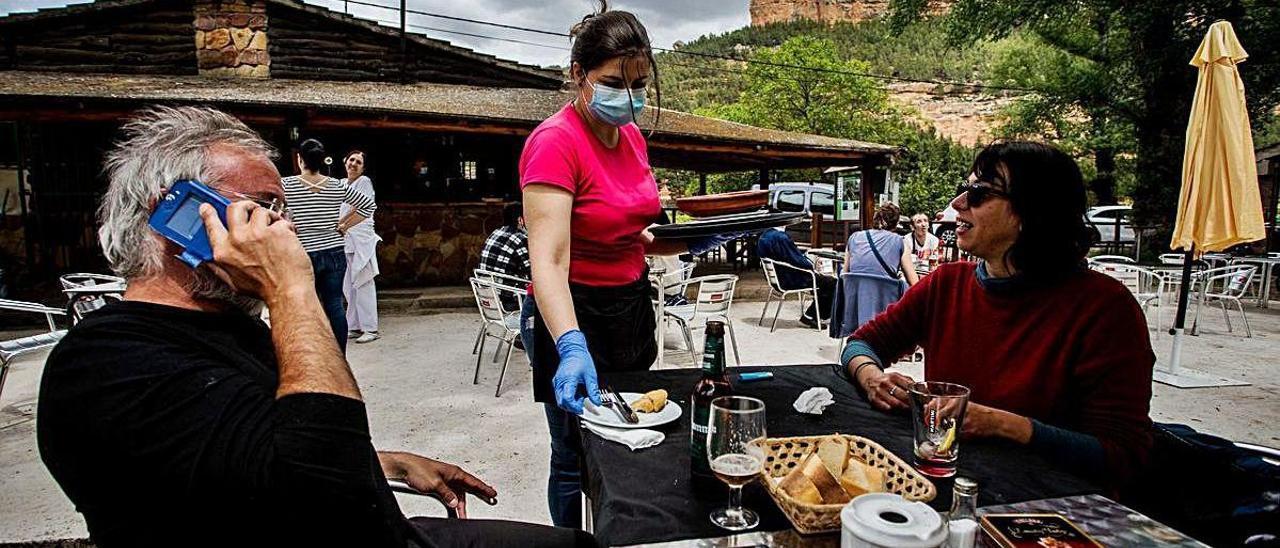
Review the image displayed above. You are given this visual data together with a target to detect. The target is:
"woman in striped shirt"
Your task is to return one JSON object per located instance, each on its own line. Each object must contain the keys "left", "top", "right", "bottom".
{"left": 282, "top": 138, "right": 376, "bottom": 351}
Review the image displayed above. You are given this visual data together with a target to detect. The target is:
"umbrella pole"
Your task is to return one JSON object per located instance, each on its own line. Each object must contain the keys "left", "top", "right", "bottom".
{"left": 1165, "top": 248, "right": 1196, "bottom": 376}
{"left": 1154, "top": 247, "right": 1249, "bottom": 388}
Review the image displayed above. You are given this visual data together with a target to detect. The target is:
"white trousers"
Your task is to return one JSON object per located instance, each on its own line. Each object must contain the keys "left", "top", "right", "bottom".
{"left": 344, "top": 252, "right": 379, "bottom": 332}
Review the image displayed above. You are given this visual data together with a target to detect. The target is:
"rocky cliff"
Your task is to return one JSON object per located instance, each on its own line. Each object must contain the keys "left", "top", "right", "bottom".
{"left": 750, "top": 0, "right": 952, "bottom": 26}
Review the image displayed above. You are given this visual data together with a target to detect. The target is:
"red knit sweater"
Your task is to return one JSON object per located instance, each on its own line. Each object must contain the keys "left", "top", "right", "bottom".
{"left": 852, "top": 262, "right": 1155, "bottom": 484}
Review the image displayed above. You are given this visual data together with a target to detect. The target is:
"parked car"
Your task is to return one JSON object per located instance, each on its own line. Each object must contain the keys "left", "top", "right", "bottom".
{"left": 934, "top": 206, "right": 958, "bottom": 246}
{"left": 1085, "top": 205, "right": 1135, "bottom": 245}
{"left": 754, "top": 182, "right": 836, "bottom": 243}
{"left": 934, "top": 204, "right": 1136, "bottom": 248}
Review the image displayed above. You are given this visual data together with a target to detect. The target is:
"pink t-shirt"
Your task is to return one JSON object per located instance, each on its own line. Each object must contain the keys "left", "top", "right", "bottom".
{"left": 519, "top": 103, "right": 661, "bottom": 287}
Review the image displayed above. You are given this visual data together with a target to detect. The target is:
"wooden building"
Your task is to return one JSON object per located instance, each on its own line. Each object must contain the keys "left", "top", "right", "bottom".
{"left": 0, "top": 0, "right": 897, "bottom": 287}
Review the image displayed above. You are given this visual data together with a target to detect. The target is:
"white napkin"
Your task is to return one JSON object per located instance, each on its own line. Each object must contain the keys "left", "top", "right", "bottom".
{"left": 793, "top": 387, "right": 835, "bottom": 414}
{"left": 581, "top": 421, "right": 665, "bottom": 451}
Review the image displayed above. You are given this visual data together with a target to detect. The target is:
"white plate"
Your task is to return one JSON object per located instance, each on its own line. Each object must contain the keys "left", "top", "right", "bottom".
{"left": 581, "top": 392, "right": 683, "bottom": 429}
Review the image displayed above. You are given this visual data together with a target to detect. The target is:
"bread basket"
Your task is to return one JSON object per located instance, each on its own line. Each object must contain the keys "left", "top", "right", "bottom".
{"left": 758, "top": 434, "right": 936, "bottom": 534}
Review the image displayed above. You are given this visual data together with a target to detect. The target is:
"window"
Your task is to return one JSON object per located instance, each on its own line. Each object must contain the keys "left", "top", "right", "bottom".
{"left": 775, "top": 190, "right": 806, "bottom": 212}
{"left": 811, "top": 191, "right": 834, "bottom": 216}
{"left": 460, "top": 160, "right": 477, "bottom": 180}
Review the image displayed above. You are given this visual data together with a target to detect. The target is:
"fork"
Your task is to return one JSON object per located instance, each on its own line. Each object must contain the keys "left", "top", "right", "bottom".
{"left": 598, "top": 392, "right": 631, "bottom": 423}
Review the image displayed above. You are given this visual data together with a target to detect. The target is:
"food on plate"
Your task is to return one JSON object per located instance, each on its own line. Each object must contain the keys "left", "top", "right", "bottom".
{"left": 630, "top": 389, "right": 668, "bottom": 413}
{"left": 775, "top": 435, "right": 888, "bottom": 505}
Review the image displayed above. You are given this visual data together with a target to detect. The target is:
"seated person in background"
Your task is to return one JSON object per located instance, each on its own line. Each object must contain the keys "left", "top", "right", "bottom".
{"left": 845, "top": 203, "right": 920, "bottom": 287}
{"left": 757, "top": 227, "right": 835, "bottom": 327}
{"left": 904, "top": 213, "right": 940, "bottom": 272}
{"left": 837, "top": 141, "right": 1154, "bottom": 491}
{"left": 38, "top": 106, "right": 596, "bottom": 548}
{"left": 479, "top": 202, "right": 532, "bottom": 310}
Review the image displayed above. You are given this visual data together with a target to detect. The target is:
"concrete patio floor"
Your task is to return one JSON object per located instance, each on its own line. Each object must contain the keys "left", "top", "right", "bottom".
{"left": 1, "top": 295, "right": 1277, "bottom": 543}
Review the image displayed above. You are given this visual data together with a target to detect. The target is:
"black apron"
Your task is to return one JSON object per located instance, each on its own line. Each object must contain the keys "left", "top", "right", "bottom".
{"left": 530, "top": 275, "right": 658, "bottom": 403}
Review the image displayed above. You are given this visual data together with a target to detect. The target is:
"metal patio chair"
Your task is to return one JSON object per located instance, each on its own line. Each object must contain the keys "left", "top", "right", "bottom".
{"left": 468, "top": 277, "right": 525, "bottom": 397}
{"left": 0, "top": 299, "right": 67, "bottom": 402}
{"left": 1190, "top": 264, "right": 1257, "bottom": 337}
{"left": 760, "top": 258, "right": 825, "bottom": 332}
{"left": 1093, "top": 263, "right": 1172, "bottom": 334}
{"left": 471, "top": 269, "right": 528, "bottom": 356}
{"left": 663, "top": 274, "right": 741, "bottom": 365}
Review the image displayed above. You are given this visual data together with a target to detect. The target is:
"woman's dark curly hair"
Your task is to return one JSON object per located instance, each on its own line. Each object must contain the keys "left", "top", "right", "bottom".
{"left": 970, "top": 141, "right": 1092, "bottom": 279}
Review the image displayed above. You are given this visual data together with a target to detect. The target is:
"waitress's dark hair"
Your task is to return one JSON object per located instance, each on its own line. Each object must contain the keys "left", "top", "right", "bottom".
{"left": 297, "top": 138, "right": 327, "bottom": 172}
{"left": 569, "top": 0, "right": 661, "bottom": 127}
{"left": 970, "top": 141, "right": 1092, "bottom": 279}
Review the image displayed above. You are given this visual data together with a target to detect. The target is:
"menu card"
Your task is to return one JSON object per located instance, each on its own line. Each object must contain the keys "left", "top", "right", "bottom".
{"left": 980, "top": 513, "right": 1102, "bottom": 548}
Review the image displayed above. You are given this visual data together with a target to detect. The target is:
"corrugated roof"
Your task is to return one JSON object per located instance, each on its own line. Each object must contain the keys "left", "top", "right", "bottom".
{"left": 0, "top": 70, "right": 899, "bottom": 156}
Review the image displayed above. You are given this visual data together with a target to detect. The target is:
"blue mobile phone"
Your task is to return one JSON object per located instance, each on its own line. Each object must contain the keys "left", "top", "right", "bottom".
{"left": 147, "top": 179, "right": 230, "bottom": 269}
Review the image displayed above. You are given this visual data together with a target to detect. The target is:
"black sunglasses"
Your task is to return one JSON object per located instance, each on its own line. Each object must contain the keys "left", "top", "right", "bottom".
{"left": 956, "top": 181, "right": 1008, "bottom": 207}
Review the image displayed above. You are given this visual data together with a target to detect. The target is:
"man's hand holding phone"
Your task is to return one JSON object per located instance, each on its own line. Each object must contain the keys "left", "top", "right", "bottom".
{"left": 199, "top": 201, "right": 313, "bottom": 305}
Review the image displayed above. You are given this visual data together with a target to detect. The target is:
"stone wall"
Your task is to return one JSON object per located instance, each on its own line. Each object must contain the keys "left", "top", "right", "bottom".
{"left": 374, "top": 202, "right": 506, "bottom": 287}
{"left": 194, "top": 0, "right": 270, "bottom": 78}
{"left": 750, "top": 0, "right": 951, "bottom": 26}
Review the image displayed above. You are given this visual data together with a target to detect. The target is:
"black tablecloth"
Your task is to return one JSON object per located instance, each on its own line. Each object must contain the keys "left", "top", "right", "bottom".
{"left": 582, "top": 364, "right": 1101, "bottom": 547}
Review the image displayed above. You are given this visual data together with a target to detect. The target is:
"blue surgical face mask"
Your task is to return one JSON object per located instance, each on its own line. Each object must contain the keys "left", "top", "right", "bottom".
{"left": 586, "top": 79, "right": 646, "bottom": 127}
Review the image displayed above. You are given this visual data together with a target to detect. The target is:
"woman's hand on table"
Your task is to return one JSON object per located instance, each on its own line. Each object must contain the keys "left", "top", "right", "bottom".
{"left": 860, "top": 369, "right": 914, "bottom": 412}
{"left": 378, "top": 451, "right": 498, "bottom": 519}
{"left": 961, "top": 403, "right": 1033, "bottom": 444}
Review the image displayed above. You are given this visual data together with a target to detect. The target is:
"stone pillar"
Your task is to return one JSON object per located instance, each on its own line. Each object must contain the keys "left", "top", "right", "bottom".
{"left": 194, "top": 0, "right": 269, "bottom": 78}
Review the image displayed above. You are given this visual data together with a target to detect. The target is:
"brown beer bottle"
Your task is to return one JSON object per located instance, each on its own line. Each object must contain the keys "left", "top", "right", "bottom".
{"left": 690, "top": 320, "right": 732, "bottom": 483}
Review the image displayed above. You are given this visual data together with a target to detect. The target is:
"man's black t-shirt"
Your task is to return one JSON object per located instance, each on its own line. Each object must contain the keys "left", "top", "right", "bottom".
{"left": 37, "top": 301, "right": 409, "bottom": 547}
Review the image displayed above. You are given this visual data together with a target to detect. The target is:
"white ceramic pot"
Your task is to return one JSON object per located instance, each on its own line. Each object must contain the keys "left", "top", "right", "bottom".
{"left": 840, "top": 493, "right": 947, "bottom": 548}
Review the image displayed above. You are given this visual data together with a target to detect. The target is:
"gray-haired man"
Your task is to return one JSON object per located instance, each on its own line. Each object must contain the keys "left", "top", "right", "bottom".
{"left": 37, "top": 106, "right": 597, "bottom": 548}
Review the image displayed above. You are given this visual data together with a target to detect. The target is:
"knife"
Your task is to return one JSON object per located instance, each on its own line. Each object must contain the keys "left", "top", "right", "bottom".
{"left": 606, "top": 385, "right": 640, "bottom": 424}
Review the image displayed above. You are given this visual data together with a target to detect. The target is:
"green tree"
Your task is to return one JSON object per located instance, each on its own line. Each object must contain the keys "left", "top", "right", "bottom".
{"left": 690, "top": 35, "right": 973, "bottom": 218}
{"left": 893, "top": 0, "right": 1280, "bottom": 230}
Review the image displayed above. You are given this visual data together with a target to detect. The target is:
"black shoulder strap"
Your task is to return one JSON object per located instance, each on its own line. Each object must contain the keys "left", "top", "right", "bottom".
{"left": 865, "top": 230, "right": 897, "bottom": 278}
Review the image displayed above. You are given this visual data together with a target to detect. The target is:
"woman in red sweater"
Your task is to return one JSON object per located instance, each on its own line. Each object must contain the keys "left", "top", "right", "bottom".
{"left": 841, "top": 141, "right": 1155, "bottom": 489}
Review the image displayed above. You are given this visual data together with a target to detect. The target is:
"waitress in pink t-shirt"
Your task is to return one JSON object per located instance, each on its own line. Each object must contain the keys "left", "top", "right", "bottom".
{"left": 519, "top": 2, "right": 730, "bottom": 528}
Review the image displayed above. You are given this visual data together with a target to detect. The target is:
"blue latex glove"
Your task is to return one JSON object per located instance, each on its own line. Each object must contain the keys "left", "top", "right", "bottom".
{"left": 688, "top": 230, "right": 754, "bottom": 256}
{"left": 552, "top": 329, "right": 601, "bottom": 415}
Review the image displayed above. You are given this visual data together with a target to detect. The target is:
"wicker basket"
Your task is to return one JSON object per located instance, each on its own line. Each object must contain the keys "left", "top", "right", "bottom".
{"left": 758, "top": 434, "right": 937, "bottom": 534}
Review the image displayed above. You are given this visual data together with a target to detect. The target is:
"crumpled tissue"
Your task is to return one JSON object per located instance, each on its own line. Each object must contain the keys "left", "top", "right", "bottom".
{"left": 793, "top": 387, "right": 836, "bottom": 415}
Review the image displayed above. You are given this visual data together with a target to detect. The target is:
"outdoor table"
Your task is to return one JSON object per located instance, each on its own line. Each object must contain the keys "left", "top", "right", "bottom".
{"left": 614, "top": 494, "right": 1207, "bottom": 547}
{"left": 580, "top": 364, "right": 1101, "bottom": 546}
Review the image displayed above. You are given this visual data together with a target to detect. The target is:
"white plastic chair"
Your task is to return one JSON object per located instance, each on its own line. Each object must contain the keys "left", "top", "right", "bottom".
{"left": 760, "top": 258, "right": 825, "bottom": 332}
{"left": 468, "top": 277, "right": 525, "bottom": 397}
{"left": 663, "top": 274, "right": 740, "bottom": 365}
{"left": 1190, "top": 265, "right": 1256, "bottom": 337}
{"left": 1093, "top": 263, "right": 1171, "bottom": 333}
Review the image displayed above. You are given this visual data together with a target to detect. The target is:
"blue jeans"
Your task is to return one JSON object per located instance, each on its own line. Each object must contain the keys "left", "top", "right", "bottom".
{"left": 543, "top": 403, "right": 581, "bottom": 529}
{"left": 520, "top": 297, "right": 538, "bottom": 365}
{"left": 309, "top": 247, "right": 348, "bottom": 352}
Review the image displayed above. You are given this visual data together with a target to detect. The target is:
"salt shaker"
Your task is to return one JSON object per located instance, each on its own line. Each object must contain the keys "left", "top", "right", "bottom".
{"left": 946, "top": 477, "right": 980, "bottom": 548}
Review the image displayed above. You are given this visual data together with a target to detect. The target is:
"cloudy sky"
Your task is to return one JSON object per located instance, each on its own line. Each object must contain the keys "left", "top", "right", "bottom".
{"left": 0, "top": 0, "right": 751, "bottom": 67}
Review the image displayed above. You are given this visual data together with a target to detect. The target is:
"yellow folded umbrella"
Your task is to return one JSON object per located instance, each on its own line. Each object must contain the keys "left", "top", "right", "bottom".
{"left": 1171, "top": 20, "right": 1265, "bottom": 254}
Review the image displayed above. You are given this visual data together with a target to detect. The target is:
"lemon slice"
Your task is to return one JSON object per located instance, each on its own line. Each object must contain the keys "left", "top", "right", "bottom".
{"left": 937, "top": 423, "right": 957, "bottom": 454}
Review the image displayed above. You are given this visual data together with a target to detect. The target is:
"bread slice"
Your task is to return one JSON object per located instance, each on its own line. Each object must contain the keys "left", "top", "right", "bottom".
{"left": 816, "top": 436, "right": 848, "bottom": 479}
{"left": 777, "top": 461, "right": 822, "bottom": 504}
{"left": 839, "top": 457, "right": 887, "bottom": 498}
{"left": 801, "top": 452, "right": 851, "bottom": 504}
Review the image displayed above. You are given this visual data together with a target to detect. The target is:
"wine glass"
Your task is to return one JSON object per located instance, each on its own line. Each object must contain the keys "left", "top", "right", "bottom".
{"left": 707, "top": 396, "right": 767, "bottom": 531}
